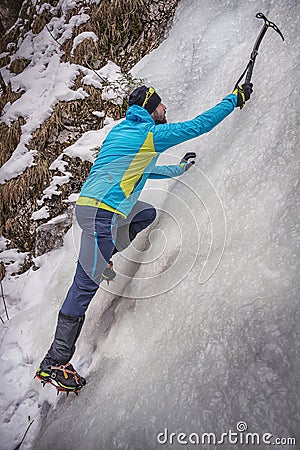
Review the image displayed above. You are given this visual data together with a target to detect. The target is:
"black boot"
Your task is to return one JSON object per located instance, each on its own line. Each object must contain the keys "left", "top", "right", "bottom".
{"left": 36, "top": 311, "right": 86, "bottom": 392}
{"left": 36, "top": 362, "right": 86, "bottom": 393}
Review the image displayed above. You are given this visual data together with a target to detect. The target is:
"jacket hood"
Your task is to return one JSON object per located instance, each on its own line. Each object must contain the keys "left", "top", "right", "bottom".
{"left": 126, "top": 105, "right": 155, "bottom": 124}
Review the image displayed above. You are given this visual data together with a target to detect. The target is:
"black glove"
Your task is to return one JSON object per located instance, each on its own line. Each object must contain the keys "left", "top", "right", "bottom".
{"left": 180, "top": 152, "right": 196, "bottom": 171}
{"left": 101, "top": 261, "right": 116, "bottom": 284}
{"left": 233, "top": 83, "right": 253, "bottom": 108}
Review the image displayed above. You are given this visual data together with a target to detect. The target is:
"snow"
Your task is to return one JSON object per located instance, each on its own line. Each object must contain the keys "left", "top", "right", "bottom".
{"left": 64, "top": 192, "right": 79, "bottom": 203}
{"left": 92, "top": 110, "right": 105, "bottom": 118}
{"left": 45, "top": 213, "right": 68, "bottom": 225}
{"left": 63, "top": 119, "right": 119, "bottom": 162}
{"left": 36, "top": 3, "right": 51, "bottom": 15}
{"left": 0, "top": 236, "right": 9, "bottom": 251}
{"left": 1, "top": 0, "right": 300, "bottom": 449}
{"left": 49, "top": 155, "right": 69, "bottom": 172}
{"left": 0, "top": 233, "right": 81, "bottom": 447}
{"left": 99, "top": 60, "right": 122, "bottom": 80}
{"left": 31, "top": 206, "right": 50, "bottom": 221}
{"left": 0, "top": 249, "right": 29, "bottom": 276}
{"left": 0, "top": 1, "right": 91, "bottom": 184}
{"left": 81, "top": 61, "right": 122, "bottom": 90}
{"left": 71, "top": 31, "right": 98, "bottom": 54}
{"left": 82, "top": 70, "right": 103, "bottom": 89}
{"left": 58, "top": 11, "right": 90, "bottom": 44}
{"left": 6, "top": 43, "right": 15, "bottom": 51}
{"left": 100, "top": 60, "right": 130, "bottom": 105}
{"left": 42, "top": 175, "right": 72, "bottom": 199}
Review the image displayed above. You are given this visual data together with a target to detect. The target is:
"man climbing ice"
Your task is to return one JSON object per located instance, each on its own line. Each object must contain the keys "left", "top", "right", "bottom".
{"left": 36, "top": 82, "right": 253, "bottom": 394}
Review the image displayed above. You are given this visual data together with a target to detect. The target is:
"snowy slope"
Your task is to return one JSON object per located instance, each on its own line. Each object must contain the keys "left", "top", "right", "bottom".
{"left": 1, "top": 0, "right": 300, "bottom": 449}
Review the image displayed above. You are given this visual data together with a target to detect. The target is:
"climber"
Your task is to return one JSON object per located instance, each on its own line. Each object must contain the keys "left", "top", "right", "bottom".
{"left": 35, "top": 83, "right": 253, "bottom": 394}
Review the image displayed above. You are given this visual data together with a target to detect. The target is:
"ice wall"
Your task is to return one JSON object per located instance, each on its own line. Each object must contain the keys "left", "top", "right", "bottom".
{"left": 28, "top": 0, "right": 300, "bottom": 448}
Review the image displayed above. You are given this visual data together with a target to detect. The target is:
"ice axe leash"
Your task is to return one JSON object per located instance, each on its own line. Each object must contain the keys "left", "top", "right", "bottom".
{"left": 234, "top": 12, "right": 284, "bottom": 90}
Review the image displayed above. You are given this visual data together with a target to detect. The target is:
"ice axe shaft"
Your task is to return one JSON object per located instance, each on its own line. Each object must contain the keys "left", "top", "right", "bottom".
{"left": 235, "top": 12, "right": 284, "bottom": 89}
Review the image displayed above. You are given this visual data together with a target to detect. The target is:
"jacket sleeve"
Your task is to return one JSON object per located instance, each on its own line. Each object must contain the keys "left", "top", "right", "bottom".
{"left": 148, "top": 164, "right": 184, "bottom": 179}
{"left": 152, "top": 94, "right": 237, "bottom": 153}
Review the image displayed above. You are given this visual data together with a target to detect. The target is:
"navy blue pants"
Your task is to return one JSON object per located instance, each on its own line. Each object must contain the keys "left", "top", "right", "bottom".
{"left": 61, "top": 201, "right": 156, "bottom": 317}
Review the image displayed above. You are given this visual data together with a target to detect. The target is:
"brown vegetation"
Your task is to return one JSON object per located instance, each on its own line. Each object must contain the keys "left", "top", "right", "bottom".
{"left": 0, "top": 0, "right": 180, "bottom": 270}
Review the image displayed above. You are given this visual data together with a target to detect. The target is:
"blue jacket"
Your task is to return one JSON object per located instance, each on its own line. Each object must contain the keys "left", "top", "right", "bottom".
{"left": 80, "top": 93, "right": 237, "bottom": 217}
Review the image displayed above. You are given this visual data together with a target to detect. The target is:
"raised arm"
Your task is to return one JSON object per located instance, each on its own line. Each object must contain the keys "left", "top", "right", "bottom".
{"left": 152, "top": 94, "right": 237, "bottom": 153}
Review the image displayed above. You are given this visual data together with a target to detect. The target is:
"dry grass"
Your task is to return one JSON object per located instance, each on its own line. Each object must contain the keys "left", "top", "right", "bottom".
{"left": 0, "top": 117, "right": 25, "bottom": 167}
{"left": 60, "top": 81, "right": 106, "bottom": 129}
{"left": 0, "top": 155, "right": 51, "bottom": 251}
{"left": 28, "top": 105, "right": 62, "bottom": 155}
{"left": 10, "top": 58, "right": 30, "bottom": 74}
{"left": 0, "top": 81, "right": 24, "bottom": 112}
{"left": 63, "top": 0, "right": 147, "bottom": 69}
{"left": 32, "top": 6, "right": 52, "bottom": 34}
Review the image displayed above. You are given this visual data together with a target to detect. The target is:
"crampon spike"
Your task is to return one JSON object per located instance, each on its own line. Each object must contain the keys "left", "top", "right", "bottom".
{"left": 53, "top": 384, "right": 81, "bottom": 396}
{"left": 35, "top": 369, "right": 84, "bottom": 396}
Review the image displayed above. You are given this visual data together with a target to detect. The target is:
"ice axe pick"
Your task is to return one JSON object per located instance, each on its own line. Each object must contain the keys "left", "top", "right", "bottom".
{"left": 234, "top": 12, "right": 284, "bottom": 90}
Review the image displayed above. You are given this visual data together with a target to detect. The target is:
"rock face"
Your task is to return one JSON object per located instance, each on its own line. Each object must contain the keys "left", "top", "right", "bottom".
{"left": 0, "top": 0, "right": 180, "bottom": 269}
{"left": 35, "top": 208, "right": 74, "bottom": 257}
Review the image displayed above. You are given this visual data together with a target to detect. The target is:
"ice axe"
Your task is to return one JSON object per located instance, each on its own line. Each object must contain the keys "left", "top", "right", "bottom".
{"left": 234, "top": 12, "right": 284, "bottom": 90}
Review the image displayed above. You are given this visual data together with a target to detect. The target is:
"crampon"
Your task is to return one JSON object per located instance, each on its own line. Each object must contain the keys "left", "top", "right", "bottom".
{"left": 35, "top": 363, "right": 86, "bottom": 396}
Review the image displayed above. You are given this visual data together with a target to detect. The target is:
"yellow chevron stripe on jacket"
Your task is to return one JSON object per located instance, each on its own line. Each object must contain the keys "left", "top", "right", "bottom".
{"left": 120, "top": 132, "right": 156, "bottom": 198}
